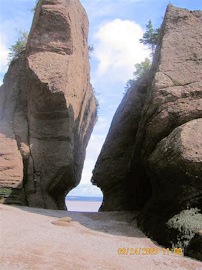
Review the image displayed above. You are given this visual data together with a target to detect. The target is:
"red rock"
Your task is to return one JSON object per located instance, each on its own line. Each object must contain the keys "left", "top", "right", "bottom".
{"left": 92, "top": 5, "right": 202, "bottom": 256}
{"left": 0, "top": 0, "right": 97, "bottom": 209}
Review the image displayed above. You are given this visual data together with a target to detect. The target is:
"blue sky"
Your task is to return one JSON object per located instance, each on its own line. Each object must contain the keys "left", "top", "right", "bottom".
{"left": 0, "top": 0, "right": 201, "bottom": 197}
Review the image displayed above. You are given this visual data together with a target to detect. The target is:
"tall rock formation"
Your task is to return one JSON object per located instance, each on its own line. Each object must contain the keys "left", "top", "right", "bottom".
{"left": 92, "top": 5, "right": 202, "bottom": 245}
{"left": 0, "top": 0, "right": 97, "bottom": 209}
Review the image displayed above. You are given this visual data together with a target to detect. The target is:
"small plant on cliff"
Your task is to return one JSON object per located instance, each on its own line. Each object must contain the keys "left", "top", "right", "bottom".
{"left": 125, "top": 58, "right": 151, "bottom": 91}
{"left": 92, "top": 88, "right": 99, "bottom": 115}
{"left": 173, "top": 79, "right": 181, "bottom": 86}
{"left": 0, "top": 187, "right": 12, "bottom": 196}
{"left": 88, "top": 44, "right": 94, "bottom": 59}
{"left": 30, "top": 0, "right": 38, "bottom": 12}
{"left": 133, "top": 57, "right": 151, "bottom": 79}
{"left": 8, "top": 30, "right": 28, "bottom": 62}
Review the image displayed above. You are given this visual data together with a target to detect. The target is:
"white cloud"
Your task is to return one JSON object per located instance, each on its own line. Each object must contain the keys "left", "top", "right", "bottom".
{"left": 94, "top": 19, "right": 150, "bottom": 83}
{"left": 0, "top": 40, "right": 9, "bottom": 74}
{"left": 67, "top": 183, "right": 103, "bottom": 197}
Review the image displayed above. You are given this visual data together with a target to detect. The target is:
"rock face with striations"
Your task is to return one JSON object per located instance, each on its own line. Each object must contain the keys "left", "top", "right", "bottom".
{"left": 92, "top": 4, "right": 202, "bottom": 248}
{"left": 0, "top": 0, "right": 97, "bottom": 209}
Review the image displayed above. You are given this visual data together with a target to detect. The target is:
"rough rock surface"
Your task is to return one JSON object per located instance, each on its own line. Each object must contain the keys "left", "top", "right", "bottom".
{"left": 91, "top": 78, "right": 150, "bottom": 211}
{"left": 0, "top": 0, "right": 97, "bottom": 209}
{"left": 92, "top": 4, "right": 202, "bottom": 252}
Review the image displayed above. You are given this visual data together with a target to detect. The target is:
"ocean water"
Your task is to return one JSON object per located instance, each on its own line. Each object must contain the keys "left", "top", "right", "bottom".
{"left": 66, "top": 196, "right": 103, "bottom": 212}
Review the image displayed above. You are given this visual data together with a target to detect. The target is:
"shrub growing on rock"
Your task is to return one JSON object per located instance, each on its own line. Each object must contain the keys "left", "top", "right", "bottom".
{"left": 8, "top": 31, "right": 28, "bottom": 62}
{"left": 167, "top": 208, "right": 202, "bottom": 248}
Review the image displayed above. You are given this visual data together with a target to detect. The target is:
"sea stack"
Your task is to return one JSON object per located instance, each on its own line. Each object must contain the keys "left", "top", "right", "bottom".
{"left": 0, "top": 0, "right": 97, "bottom": 209}
{"left": 92, "top": 4, "right": 202, "bottom": 246}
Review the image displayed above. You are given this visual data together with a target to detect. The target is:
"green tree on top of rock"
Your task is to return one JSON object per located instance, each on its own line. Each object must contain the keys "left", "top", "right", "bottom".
{"left": 139, "top": 19, "right": 159, "bottom": 57}
{"left": 8, "top": 30, "right": 28, "bottom": 62}
{"left": 125, "top": 20, "right": 159, "bottom": 92}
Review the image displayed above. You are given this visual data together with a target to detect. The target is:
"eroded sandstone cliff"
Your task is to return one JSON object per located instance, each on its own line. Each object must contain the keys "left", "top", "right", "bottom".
{"left": 92, "top": 4, "right": 202, "bottom": 246}
{"left": 0, "top": 0, "right": 97, "bottom": 209}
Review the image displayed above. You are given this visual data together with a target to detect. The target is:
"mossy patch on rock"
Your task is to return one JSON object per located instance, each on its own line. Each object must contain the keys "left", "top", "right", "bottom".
{"left": 167, "top": 208, "right": 202, "bottom": 248}
{"left": 0, "top": 187, "right": 12, "bottom": 197}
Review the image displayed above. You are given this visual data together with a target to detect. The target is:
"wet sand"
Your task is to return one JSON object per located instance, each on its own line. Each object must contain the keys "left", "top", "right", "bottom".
{"left": 1, "top": 204, "right": 202, "bottom": 270}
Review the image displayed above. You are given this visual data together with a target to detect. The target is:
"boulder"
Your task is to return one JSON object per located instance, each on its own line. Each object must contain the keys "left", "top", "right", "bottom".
{"left": 0, "top": 0, "right": 97, "bottom": 209}
{"left": 185, "top": 231, "right": 202, "bottom": 261}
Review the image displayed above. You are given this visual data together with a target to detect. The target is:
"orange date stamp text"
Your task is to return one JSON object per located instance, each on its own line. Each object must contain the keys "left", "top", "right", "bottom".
{"left": 117, "top": 247, "right": 184, "bottom": 256}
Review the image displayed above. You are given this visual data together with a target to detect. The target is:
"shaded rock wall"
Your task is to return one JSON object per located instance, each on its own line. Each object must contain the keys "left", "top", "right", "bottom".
{"left": 91, "top": 77, "right": 150, "bottom": 211}
{"left": 92, "top": 4, "right": 202, "bottom": 244}
{"left": 0, "top": 0, "right": 97, "bottom": 209}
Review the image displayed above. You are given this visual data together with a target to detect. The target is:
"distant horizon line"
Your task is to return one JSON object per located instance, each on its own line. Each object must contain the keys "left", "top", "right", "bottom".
{"left": 66, "top": 195, "right": 103, "bottom": 198}
{"left": 66, "top": 195, "right": 103, "bottom": 202}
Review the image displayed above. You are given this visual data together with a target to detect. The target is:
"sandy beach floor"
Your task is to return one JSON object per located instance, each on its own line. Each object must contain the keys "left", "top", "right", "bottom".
{"left": 0, "top": 204, "right": 202, "bottom": 270}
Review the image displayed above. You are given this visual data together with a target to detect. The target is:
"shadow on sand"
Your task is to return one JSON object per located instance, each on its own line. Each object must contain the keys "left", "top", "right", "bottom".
{"left": 13, "top": 205, "right": 147, "bottom": 238}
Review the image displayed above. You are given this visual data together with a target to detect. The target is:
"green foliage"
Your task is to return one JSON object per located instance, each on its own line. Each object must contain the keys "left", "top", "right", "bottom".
{"left": 134, "top": 58, "right": 151, "bottom": 79}
{"left": 88, "top": 44, "right": 94, "bottom": 59}
{"left": 173, "top": 79, "right": 180, "bottom": 86}
{"left": 0, "top": 187, "right": 12, "bottom": 197}
{"left": 167, "top": 208, "right": 202, "bottom": 248}
{"left": 125, "top": 58, "right": 151, "bottom": 92}
{"left": 125, "top": 79, "right": 135, "bottom": 90}
{"left": 89, "top": 46, "right": 98, "bottom": 116}
{"left": 92, "top": 88, "right": 99, "bottom": 114}
{"left": 139, "top": 20, "right": 159, "bottom": 56}
{"left": 30, "top": 0, "right": 38, "bottom": 12}
{"left": 8, "top": 30, "right": 28, "bottom": 62}
{"left": 124, "top": 20, "right": 159, "bottom": 92}
{"left": 88, "top": 44, "right": 94, "bottom": 52}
